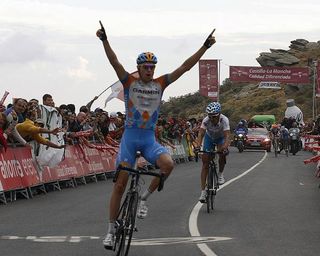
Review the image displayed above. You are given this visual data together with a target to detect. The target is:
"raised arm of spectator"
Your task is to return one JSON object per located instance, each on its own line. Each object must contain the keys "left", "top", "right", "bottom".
{"left": 86, "top": 96, "right": 99, "bottom": 111}
{"left": 39, "top": 127, "right": 62, "bottom": 135}
{"left": 167, "top": 30, "right": 216, "bottom": 84}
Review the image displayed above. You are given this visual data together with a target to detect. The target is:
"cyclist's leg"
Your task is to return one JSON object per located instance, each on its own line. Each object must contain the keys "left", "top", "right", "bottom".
{"left": 201, "top": 134, "right": 216, "bottom": 189}
{"left": 215, "top": 138, "right": 227, "bottom": 184}
{"left": 136, "top": 130, "right": 173, "bottom": 218}
{"left": 104, "top": 130, "right": 137, "bottom": 249}
{"left": 143, "top": 138, "right": 173, "bottom": 193}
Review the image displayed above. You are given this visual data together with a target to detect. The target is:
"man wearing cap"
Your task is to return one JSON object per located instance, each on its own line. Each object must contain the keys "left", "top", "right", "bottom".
{"left": 96, "top": 23, "right": 216, "bottom": 249}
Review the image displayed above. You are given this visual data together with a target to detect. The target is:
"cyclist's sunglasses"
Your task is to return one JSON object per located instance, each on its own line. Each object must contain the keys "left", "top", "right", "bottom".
{"left": 208, "top": 113, "right": 220, "bottom": 118}
{"left": 141, "top": 64, "right": 156, "bottom": 71}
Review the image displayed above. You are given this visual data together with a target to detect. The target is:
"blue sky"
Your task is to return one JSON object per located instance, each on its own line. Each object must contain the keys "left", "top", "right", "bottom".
{"left": 1, "top": 0, "right": 319, "bottom": 112}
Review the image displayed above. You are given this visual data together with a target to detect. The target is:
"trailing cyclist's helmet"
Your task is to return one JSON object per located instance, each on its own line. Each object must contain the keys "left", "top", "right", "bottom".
{"left": 136, "top": 52, "right": 158, "bottom": 65}
{"left": 206, "top": 102, "right": 221, "bottom": 116}
{"left": 271, "top": 124, "right": 277, "bottom": 129}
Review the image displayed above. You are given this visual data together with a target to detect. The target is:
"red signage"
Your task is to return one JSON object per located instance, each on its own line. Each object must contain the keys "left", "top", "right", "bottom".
{"left": 199, "top": 59, "right": 219, "bottom": 100}
{"left": 229, "top": 66, "right": 310, "bottom": 84}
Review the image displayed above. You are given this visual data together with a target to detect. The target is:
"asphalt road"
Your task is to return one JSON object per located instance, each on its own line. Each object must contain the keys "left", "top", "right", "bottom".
{"left": 0, "top": 147, "right": 319, "bottom": 256}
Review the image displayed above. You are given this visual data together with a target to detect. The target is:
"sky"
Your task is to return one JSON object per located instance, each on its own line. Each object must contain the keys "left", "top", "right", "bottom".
{"left": 0, "top": 0, "right": 320, "bottom": 113}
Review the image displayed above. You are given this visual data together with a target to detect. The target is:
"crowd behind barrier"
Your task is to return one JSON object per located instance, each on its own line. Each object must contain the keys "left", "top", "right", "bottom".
{"left": 0, "top": 136, "right": 195, "bottom": 205}
{"left": 0, "top": 93, "right": 202, "bottom": 204}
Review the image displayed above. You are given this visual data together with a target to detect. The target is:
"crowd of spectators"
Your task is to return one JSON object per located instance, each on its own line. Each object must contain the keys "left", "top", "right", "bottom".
{"left": 0, "top": 93, "right": 201, "bottom": 157}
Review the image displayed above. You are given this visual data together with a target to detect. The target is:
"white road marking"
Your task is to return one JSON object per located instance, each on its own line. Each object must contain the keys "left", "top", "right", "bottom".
{"left": 1, "top": 152, "right": 267, "bottom": 253}
{"left": 0, "top": 235, "right": 231, "bottom": 245}
{"left": 189, "top": 151, "right": 268, "bottom": 256}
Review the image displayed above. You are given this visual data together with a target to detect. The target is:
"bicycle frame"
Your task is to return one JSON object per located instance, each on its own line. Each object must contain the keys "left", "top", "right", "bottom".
{"left": 113, "top": 152, "right": 164, "bottom": 256}
{"left": 197, "top": 150, "right": 219, "bottom": 213}
{"left": 273, "top": 136, "right": 280, "bottom": 157}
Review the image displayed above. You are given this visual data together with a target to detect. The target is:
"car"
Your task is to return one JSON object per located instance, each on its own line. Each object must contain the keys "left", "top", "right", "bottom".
{"left": 244, "top": 127, "right": 271, "bottom": 152}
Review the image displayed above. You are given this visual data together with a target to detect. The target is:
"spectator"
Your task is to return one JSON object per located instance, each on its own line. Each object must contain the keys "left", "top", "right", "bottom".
{"left": 67, "top": 104, "right": 76, "bottom": 114}
{"left": 5, "top": 98, "right": 27, "bottom": 123}
{"left": 0, "top": 112, "right": 8, "bottom": 151}
{"left": 0, "top": 104, "right": 6, "bottom": 113}
{"left": 108, "top": 112, "right": 123, "bottom": 140}
{"left": 68, "top": 112, "right": 90, "bottom": 133}
{"left": 38, "top": 94, "right": 65, "bottom": 168}
{"left": 16, "top": 108, "right": 65, "bottom": 149}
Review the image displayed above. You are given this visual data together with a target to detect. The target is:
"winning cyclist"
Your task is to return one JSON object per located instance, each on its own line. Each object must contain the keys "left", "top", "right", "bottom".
{"left": 96, "top": 22, "right": 216, "bottom": 249}
{"left": 195, "top": 102, "right": 230, "bottom": 203}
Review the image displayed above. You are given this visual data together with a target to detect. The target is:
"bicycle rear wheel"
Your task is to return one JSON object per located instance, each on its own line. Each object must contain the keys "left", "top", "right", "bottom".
{"left": 116, "top": 192, "right": 139, "bottom": 256}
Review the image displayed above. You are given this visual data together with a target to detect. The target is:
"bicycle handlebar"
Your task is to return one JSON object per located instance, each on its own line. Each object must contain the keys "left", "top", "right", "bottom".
{"left": 117, "top": 165, "right": 165, "bottom": 192}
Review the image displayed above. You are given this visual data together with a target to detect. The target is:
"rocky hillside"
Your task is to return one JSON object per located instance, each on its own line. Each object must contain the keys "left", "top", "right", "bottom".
{"left": 161, "top": 39, "right": 320, "bottom": 128}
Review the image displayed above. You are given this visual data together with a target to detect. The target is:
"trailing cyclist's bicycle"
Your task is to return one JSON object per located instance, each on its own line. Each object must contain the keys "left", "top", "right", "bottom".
{"left": 111, "top": 152, "right": 165, "bottom": 256}
{"left": 273, "top": 136, "right": 280, "bottom": 157}
{"left": 195, "top": 149, "right": 220, "bottom": 213}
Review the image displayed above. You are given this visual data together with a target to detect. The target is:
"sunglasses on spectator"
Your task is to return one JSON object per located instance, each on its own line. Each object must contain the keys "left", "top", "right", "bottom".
{"left": 141, "top": 64, "right": 156, "bottom": 71}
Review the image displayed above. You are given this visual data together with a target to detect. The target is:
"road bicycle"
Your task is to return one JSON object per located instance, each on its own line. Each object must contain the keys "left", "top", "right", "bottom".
{"left": 282, "top": 138, "right": 289, "bottom": 157}
{"left": 273, "top": 136, "right": 280, "bottom": 157}
{"left": 111, "top": 152, "right": 165, "bottom": 256}
{"left": 195, "top": 149, "right": 220, "bottom": 213}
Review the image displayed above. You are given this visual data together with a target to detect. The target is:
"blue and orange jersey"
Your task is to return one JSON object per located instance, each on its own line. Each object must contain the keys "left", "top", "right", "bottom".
{"left": 121, "top": 73, "right": 170, "bottom": 130}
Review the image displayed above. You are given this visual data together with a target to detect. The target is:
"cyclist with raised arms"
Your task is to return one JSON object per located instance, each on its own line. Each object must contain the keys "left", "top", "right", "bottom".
{"left": 195, "top": 102, "right": 230, "bottom": 203}
{"left": 96, "top": 22, "right": 216, "bottom": 249}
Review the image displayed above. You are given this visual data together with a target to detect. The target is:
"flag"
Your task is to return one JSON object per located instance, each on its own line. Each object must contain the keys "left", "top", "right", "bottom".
{"left": 0, "top": 91, "right": 9, "bottom": 105}
{"left": 104, "top": 71, "right": 139, "bottom": 107}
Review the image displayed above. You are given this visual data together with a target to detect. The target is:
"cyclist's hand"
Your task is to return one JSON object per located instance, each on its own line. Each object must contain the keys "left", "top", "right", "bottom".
{"left": 222, "top": 148, "right": 229, "bottom": 156}
{"left": 193, "top": 146, "right": 200, "bottom": 153}
{"left": 203, "top": 28, "right": 216, "bottom": 48}
{"left": 96, "top": 20, "right": 107, "bottom": 41}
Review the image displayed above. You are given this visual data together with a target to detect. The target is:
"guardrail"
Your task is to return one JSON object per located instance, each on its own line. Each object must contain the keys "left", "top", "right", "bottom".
{"left": 303, "top": 135, "right": 320, "bottom": 181}
{"left": 0, "top": 136, "right": 193, "bottom": 205}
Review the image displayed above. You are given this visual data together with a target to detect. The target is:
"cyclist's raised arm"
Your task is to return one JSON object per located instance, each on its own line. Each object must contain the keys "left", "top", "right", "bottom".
{"left": 167, "top": 29, "right": 216, "bottom": 84}
{"left": 96, "top": 21, "right": 127, "bottom": 81}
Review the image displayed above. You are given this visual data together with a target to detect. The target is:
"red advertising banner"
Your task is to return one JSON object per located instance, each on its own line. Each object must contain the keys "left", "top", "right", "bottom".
{"left": 229, "top": 66, "right": 310, "bottom": 84}
{"left": 0, "top": 148, "right": 24, "bottom": 191}
{"left": 316, "top": 62, "right": 320, "bottom": 97}
{"left": 199, "top": 59, "right": 219, "bottom": 100}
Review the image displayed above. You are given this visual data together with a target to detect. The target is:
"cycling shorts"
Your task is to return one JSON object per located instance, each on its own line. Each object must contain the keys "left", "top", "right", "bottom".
{"left": 116, "top": 128, "right": 169, "bottom": 167}
{"left": 203, "top": 133, "right": 224, "bottom": 152}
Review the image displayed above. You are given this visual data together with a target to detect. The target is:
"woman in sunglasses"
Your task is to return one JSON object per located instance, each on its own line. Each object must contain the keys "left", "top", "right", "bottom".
{"left": 96, "top": 22, "right": 216, "bottom": 249}
{"left": 195, "top": 102, "right": 230, "bottom": 203}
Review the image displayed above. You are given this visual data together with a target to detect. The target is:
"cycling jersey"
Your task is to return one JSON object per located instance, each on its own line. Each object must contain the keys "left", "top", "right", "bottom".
{"left": 200, "top": 114, "right": 230, "bottom": 139}
{"left": 270, "top": 127, "right": 280, "bottom": 137}
{"left": 121, "top": 73, "right": 170, "bottom": 130}
{"left": 117, "top": 73, "right": 171, "bottom": 166}
{"left": 280, "top": 128, "right": 289, "bottom": 140}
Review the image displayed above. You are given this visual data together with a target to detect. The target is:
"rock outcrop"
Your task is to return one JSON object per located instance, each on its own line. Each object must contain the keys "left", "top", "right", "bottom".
{"left": 256, "top": 39, "right": 320, "bottom": 67}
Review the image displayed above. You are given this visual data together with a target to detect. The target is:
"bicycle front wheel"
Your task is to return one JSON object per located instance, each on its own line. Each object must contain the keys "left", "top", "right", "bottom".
{"left": 206, "top": 164, "right": 214, "bottom": 213}
{"left": 116, "top": 192, "right": 139, "bottom": 256}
